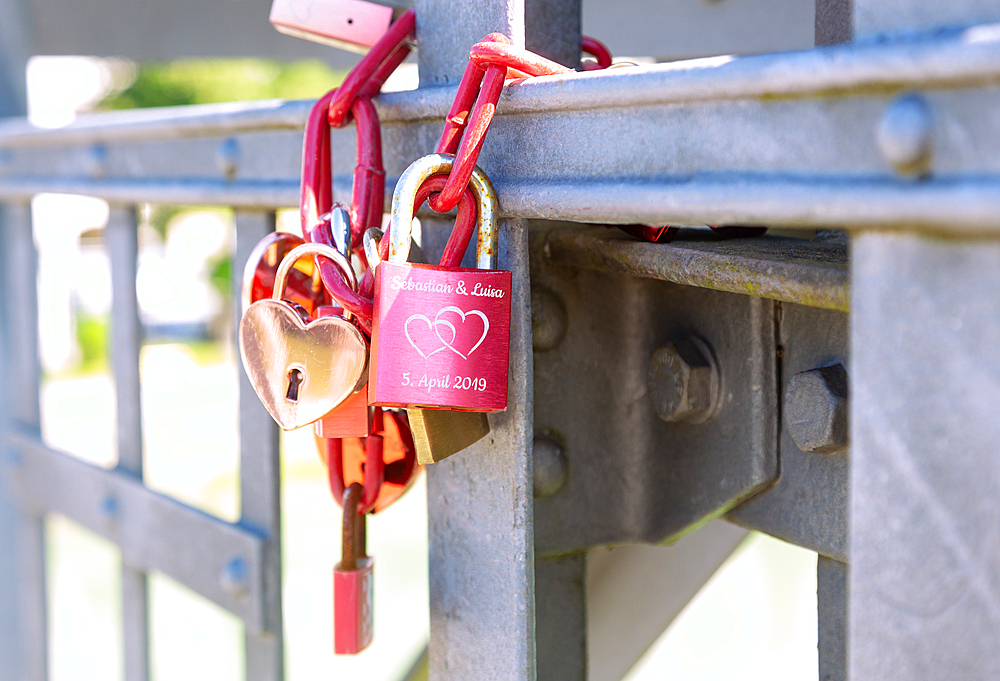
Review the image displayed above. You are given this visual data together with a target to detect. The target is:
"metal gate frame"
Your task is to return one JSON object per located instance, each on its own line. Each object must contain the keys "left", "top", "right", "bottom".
{"left": 3, "top": 0, "right": 1000, "bottom": 679}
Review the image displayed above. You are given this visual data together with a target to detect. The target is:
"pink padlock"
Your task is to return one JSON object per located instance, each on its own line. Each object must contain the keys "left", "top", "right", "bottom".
{"left": 334, "top": 483, "right": 373, "bottom": 654}
{"left": 369, "top": 154, "right": 511, "bottom": 413}
{"left": 269, "top": 0, "right": 393, "bottom": 53}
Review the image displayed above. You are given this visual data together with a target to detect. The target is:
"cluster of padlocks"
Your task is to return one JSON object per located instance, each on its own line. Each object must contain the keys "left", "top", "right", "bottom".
{"left": 238, "top": 0, "right": 762, "bottom": 656}
{"left": 235, "top": 4, "right": 613, "bottom": 654}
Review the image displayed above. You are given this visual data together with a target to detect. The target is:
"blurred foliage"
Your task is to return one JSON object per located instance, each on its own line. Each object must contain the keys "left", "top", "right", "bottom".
{"left": 76, "top": 314, "right": 109, "bottom": 374}
{"left": 99, "top": 58, "right": 347, "bottom": 109}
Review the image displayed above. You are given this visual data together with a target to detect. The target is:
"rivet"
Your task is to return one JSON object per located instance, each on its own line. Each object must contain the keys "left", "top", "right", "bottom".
{"left": 531, "top": 287, "right": 567, "bottom": 352}
{"left": 877, "top": 94, "right": 933, "bottom": 176}
{"left": 533, "top": 434, "right": 567, "bottom": 498}
{"left": 85, "top": 144, "right": 108, "bottom": 179}
{"left": 216, "top": 137, "right": 241, "bottom": 180}
{"left": 220, "top": 556, "right": 250, "bottom": 601}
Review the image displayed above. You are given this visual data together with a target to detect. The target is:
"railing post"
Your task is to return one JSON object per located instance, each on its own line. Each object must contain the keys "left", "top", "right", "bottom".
{"left": 0, "top": 200, "right": 47, "bottom": 681}
{"left": 234, "top": 210, "right": 284, "bottom": 681}
{"left": 106, "top": 205, "right": 151, "bottom": 681}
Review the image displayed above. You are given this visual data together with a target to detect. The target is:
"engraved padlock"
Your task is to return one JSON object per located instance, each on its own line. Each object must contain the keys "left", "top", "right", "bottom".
{"left": 239, "top": 242, "right": 368, "bottom": 430}
{"left": 369, "top": 153, "right": 510, "bottom": 463}
{"left": 333, "top": 482, "right": 374, "bottom": 654}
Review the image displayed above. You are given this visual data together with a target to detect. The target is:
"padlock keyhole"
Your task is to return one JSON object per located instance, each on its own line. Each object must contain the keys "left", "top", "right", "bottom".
{"left": 285, "top": 368, "right": 304, "bottom": 402}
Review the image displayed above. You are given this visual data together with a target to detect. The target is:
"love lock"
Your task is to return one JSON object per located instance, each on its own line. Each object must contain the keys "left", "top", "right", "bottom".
{"left": 240, "top": 242, "right": 369, "bottom": 430}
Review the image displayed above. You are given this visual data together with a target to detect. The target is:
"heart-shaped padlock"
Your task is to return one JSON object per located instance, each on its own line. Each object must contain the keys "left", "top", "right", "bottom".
{"left": 240, "top": 242, "right": 369, "bottom": 430}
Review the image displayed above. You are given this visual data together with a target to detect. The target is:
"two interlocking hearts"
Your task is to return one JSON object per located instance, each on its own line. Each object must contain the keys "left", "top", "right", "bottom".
{"left": 404, "top": 306, "right": 489, "bottom": 360}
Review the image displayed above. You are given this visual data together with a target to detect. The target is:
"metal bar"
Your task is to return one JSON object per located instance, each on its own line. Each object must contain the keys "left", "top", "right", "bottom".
{"left": 818, "top": 557, "right": 847, "bottom": 681}
{"left": 3, "top": 431, "right": 271, "bottom": 634}
{"left": 0, "top": 99, "right": 311, "bottom": 147}
{"left": 586, "top": 522, "right": 749, "bottom": 681}
{"left": 0, "top": 200, "right": 47, "bottom": 681}
{"left": 545, "top": 227, "right": 849, "bottom": 311}
{"left": 849, "top": 231, "right": 1000, "bottom": 680}
{"left": 3, "top": 174, "right": 1000, "bottom": 236}
{"left": 0, "top": 177, "right": 300, "bottom": 209}
{"left": 106, "top": 205, "right": 150, "bottom": 681}
{"left": 0, "top": 24, "right": 998, "bottom": 150}
{"left": 234, "top": 211, "right": 283, "bottom": 680}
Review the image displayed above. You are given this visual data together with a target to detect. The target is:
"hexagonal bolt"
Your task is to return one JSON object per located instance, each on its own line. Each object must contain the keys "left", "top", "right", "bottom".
{"left": 533, "top": 434, "right": 567, "bottom": 498}
{"left": 647, "top": 337, "right": 720, "bottom": 424}
{"left": 785, "top": 363, "right": 849, "bottom": 454}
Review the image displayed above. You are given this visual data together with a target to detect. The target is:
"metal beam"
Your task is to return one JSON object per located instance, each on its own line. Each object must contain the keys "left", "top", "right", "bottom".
{"left": 3, "top": 432, "right": 272, "bottom": 635}
{"left": 728, "top": 303, "right": 850, "bottom": 561}
{"left": 586, "top": 522, "right": 749, "bottom": 681}
{"left": 545, "top": 227, "right": 849, "bottom": 311}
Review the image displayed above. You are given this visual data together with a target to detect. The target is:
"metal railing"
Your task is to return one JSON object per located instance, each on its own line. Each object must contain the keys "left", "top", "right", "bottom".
{"left": 2, "top": 0, "right": 1000, "bottom": 679}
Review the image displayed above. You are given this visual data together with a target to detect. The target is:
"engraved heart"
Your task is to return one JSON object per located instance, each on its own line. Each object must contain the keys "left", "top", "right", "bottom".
{"left": 240, "top": 300, "right": 368, "bottom": 430}
{"left": 433, "top": 306, "right": 489, "bottom": 360}
{"left": 403, "top": 314, "right": 449, "bottom": 359}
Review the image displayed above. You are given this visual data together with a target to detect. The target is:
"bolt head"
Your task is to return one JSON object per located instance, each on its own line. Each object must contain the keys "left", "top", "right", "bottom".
{"left": 533, "top": 435, "right": 567, "bottom": 498}
{"left": 785, "top": 364, "right": 849, "bottom": 454}
{"left": 647, "top": 337, "right": 719, "bottom": 424}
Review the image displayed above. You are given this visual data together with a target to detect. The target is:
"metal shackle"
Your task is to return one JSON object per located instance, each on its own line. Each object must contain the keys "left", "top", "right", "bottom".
{"left": 389, "top": 152, "right": 499, "bottom": 270}
{"left": 273, "top": 242, "right": 358, "bottom": 305}
{"left": 324, "top": 203, "right": 352, "bottom": 257}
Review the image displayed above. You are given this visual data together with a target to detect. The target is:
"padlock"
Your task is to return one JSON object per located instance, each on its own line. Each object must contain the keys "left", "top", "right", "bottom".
{"left": 310, "top": 205, "right": 372, "bottom": 439}
{"left": 319, "top": 408, "right": 421, "bottom": 513}
{"left": 334, "top": 482, "right": 374, "bottom": 654}
{"left": 241, "top": 231, "right": 331, "bottom": 317}
{"left": 240, "top": 242, "right": 368, "bottom": 430}
{"left": 369, "top": 153, "right": 510, "bottom": 463}
{"left": 270, "top": 0, "right": 393, "bottom": 54}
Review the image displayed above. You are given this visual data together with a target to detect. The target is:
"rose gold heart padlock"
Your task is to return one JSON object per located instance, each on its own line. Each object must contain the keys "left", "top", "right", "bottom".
{"left": 239, "top": 242, "right": 368, "bottom": 430}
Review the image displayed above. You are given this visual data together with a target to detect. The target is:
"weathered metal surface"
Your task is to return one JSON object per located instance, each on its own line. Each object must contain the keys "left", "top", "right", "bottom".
{"left": 546, "top": 227, "right": 849, "bottom": 311}
{"left": 586, "top": 522, "right": 749, "bottom": 681}
{"left": 531, "top": 223, "right": 779, "bottom": 556}
{"left": 818, "top": 557, "right": 847, "bottom": 681}
{"left": 850, "top": 232, "right": 1000, "bottom": 680}
{"left": 235, "top": 211, "right": 285, "bottom": 679}
{"left": 535, "top": 555, "right": 586, "bottom": 681}
{"left": 728, "top": 303, "right": 849, "bottom": 561}
{"left": 3, "top": 432, "right": 272, "bottom": 635}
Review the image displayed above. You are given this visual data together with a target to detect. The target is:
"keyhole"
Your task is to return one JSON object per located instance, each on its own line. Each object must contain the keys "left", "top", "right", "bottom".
{"left": 347, "top": 17, "right": 353, "bottom": 24}
{"left": 285, "top": 368, "right": 304, "bottom": 402}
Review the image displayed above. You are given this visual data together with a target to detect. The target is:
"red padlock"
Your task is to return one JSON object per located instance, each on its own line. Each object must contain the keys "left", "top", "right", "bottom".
{"left": 334, "top": 483, "right": 373, "bottom": 654}
{"left": 369, "top": 154, "right": 511, "bottom": 412}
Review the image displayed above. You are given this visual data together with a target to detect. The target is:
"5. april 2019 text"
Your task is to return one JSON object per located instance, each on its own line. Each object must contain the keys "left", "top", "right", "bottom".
{"left": 401, "top": 372, "right": 487, "bottom": 393}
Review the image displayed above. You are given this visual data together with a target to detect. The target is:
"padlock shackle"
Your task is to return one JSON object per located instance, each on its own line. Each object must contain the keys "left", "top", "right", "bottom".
{"left": 316, "top": 204, "right": 352, "bottom": 258}
{"left": 389, "top": 153, "right": 498, "bottom": 270}
{"left": 341, "top": 482, "right": 363, "bottom": 570}
{"left": 274, "top": 242, "right": 357, "bottom": 314}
